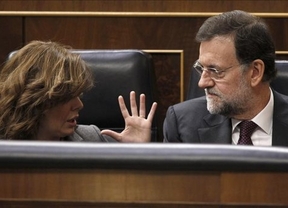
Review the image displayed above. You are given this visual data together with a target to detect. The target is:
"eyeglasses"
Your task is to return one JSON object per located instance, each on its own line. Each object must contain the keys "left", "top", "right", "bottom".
{"left": 193, "top": 60, "right": 242, "bottom": 80}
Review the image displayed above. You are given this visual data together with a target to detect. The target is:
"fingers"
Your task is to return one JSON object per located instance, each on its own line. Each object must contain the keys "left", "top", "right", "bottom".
{"left": 130, "top": 91, "right": 138, "bottom": 116}
{"left": 101, "top": 129, "right": 122, "bottom": 142}
{"left": 119, "top": 91, "right": 157, "bottom": 120}
{"left": 139, "top": 92, "right": 157, "bottom": 121}
{"left": 147, "top": 102, "right": 157, "bottom": 122}
{"left": 139, "top": 93, "right": 146, "bottom": 118}
{"left": 118, "top": 95, "right": 130, "bottom": 119}
{"left": 130, "top": 91, "right": 150, "bottom": 118}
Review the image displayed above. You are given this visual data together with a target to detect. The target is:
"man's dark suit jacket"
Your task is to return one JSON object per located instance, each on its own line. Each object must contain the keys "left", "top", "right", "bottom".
{"left": 163, "top": 90, "right": 288, "bottom": 146}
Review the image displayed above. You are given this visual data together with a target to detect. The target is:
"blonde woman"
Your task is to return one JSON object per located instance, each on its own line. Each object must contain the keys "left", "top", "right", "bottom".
{"left": 0, "top": 40, "right": 157, "bottom": 142}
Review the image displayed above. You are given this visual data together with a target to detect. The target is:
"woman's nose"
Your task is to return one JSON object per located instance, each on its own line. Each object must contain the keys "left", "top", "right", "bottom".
{"left": 72, "top": 97, "right": 84, "bottom": 111}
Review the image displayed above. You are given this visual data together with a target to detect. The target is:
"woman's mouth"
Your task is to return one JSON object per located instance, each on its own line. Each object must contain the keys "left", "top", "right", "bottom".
{"left": 67, "top": 118, "right": 75, "bottom": 123}
{"left": 67, "top": 117, "right": 78, "bottom": 125}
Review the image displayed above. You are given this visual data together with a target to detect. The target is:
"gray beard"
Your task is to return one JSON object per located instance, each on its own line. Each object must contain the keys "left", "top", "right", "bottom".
{"left": 207, "top": 97, "right": 246, "bottom": 117}
{"left": 205, "top": 78, "right": 251, "bottom": 118}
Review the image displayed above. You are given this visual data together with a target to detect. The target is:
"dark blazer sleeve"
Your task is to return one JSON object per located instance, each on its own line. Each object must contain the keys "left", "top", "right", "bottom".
{"left": 163, "top": 105, "right": 182, "bottom": 142}
{"left": 163, "top": 97, "right": 208, "bottom": 143}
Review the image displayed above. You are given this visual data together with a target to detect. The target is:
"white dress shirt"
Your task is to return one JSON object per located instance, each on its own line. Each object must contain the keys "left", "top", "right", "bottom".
{"left": 231, "top": 88, "right": 273, "bottom": 146}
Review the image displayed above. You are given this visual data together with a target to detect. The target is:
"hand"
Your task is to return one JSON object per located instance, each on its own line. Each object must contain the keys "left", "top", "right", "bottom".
{"left": 101, "top": 91, "right": 157, "bottom": 143}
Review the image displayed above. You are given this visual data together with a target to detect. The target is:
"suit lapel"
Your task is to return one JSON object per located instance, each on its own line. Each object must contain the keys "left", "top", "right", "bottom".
{"left": 195, "top": 90, "right": 288, "bottom": 146}
{"left": 198, "top": 114, "right": 231, "bottom": 144}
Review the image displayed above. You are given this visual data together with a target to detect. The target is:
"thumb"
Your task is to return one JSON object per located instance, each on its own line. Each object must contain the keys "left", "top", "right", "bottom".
{"left": 101, "top": 129, "right": 122, "bottom": 142}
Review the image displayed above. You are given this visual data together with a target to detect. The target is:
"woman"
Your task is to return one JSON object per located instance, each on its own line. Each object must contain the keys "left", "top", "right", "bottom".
{"left": 0, "top": 40, "right": 157, "bottom": 142}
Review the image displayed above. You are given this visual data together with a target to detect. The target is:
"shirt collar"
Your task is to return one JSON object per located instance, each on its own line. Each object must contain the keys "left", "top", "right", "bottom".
{"left": 232, "top": 88, "right": 273, "bottom": 134}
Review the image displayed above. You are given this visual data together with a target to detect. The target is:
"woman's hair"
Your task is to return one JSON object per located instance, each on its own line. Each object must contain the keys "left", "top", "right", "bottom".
{"left": 195, "top": 10, "right": 276, "bottom": 82}
{"left": 0, "top": 40, "right": 94, "bottom": 140}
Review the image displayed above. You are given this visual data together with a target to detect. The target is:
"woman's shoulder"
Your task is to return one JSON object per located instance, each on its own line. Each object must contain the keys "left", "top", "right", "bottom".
{"left": 70, "top": 125, "right": 105, "bottom": 142}
{"left": 76, "top": 124, "right": 101, "bottom": 133}
{"left": 69, "top": 125, "right": 118, "bottom": 143}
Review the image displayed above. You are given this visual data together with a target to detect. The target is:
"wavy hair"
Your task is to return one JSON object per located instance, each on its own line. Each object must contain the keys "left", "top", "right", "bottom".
{"left": 0, "top": 40, "right": 94, "bottom": 140}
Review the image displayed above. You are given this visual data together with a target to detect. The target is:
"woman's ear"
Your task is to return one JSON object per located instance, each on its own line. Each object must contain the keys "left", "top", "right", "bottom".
{"left": 250, "top": 59, "right": 265, "bottom": 87}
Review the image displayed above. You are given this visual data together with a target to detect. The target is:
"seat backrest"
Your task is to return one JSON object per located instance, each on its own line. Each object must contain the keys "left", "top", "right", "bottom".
{"left": 186, "top": 60, "right": 288, "bottom": 100}
{"left": 74, "top": 50, "right": 158, "bottom": 141}
{"left": 8, "top": 49, "right": 158, "bottom": 141}
{"left": 270, "top": 60, "right": 288, "bottom": 96}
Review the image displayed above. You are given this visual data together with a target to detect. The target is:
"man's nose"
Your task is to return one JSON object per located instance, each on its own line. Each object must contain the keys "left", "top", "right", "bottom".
{"left": 198, "top": 71, "right": 215, "bottom": 89}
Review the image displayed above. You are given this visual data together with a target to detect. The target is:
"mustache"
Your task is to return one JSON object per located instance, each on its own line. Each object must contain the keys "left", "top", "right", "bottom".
{"left": 205, "top": 88, "right": 219, "bottom": 96}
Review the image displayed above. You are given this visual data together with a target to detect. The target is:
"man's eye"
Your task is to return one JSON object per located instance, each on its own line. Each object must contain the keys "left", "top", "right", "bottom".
{"left": 208, "top": 68, "right": 218, "bottom": 74}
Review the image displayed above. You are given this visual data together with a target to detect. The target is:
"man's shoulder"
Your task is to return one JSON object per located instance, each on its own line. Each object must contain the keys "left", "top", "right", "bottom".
{"left": 273, "top": 90, "right": 288, "bottom": 100}
{"left": 165, "top": 96, "right": 209, "bottom": 120}
{"left": 173, "top": 96, "right": 207, "bottom": 110}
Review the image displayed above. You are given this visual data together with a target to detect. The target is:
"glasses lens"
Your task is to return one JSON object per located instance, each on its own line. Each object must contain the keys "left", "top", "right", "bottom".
{"left": 193, "top": 61, "right": 203, "bottom": 74}
{"left": 193, "top": 61, "right": 220, "bottom": 79}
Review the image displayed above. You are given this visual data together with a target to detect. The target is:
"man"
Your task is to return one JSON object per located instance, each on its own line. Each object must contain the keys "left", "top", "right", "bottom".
{"left": 163, "top": 10, "right": 288, "bottom": 146}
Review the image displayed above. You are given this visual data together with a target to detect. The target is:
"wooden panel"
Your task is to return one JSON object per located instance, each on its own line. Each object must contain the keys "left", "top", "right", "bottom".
{"left": 0, "top": 169, "right": 288, "bottom": 207}
{"left": 24, "top": 16, "right": 198, "bottom": 50}
{"left": 1, "top": 0, "right": 288, "bottom": 12}
{"left": 265, "top": 18, "right": 288, "bottom": 51}
{"left": 0, "top": 17, "right": 22, "bottom": 65}
{"left": 0, "top": 169, "right": 220, "bottom": 204}
{"left": 221, "top": 172, "right": 288, "bottom": 205}
{"left": 147, "top": 52, "right": 182, "bottom": 140}
{"left": 0, "top": 142, "right": 288, "bottom": 206}
{"left": 0, "top": 200, "right": 219, "bottom": 208}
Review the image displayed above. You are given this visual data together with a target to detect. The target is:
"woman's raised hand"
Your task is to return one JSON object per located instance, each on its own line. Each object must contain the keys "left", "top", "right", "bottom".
{"left": 101, "top": 91, "right": 157, "bottom": 142}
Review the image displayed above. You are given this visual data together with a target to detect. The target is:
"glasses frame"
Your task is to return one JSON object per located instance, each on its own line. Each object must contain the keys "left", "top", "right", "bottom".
{"left": 193, "top": 60, "right": 242, "bottom": 80}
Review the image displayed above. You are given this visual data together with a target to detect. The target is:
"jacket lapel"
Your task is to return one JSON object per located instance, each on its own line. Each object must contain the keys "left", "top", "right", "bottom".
{"left": 196, "top": 90, "right": 288, "bottom": 146}
{"left": 198, "top": 114, "right": 231, "bottom": 144}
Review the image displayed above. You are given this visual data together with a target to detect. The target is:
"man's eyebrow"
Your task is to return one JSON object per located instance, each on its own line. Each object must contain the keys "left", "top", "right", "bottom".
{"left": 198, "top": 59, "right": 223, "bottom": 69}
{"left": 202, "top": 62, "right": 219, "bottom": 69}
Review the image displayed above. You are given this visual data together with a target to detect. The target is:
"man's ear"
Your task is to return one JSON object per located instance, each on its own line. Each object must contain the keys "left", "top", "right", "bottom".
{"left": 250, "top": 59, "right": 265, "bottom": 87}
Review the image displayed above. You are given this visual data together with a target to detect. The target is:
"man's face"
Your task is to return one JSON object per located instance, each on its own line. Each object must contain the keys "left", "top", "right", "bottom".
{"left": 197, "top": 36, "right": 253, "bottom": 118}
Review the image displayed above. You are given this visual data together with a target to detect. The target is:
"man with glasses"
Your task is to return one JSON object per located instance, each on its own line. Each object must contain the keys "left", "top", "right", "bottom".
{"left": 163, "top": 10, "right": 288, "bottom": 146}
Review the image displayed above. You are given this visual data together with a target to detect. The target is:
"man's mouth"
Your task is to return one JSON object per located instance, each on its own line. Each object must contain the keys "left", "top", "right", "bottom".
{"left": 205, "top": 88, "right": 218, "bottom": 97}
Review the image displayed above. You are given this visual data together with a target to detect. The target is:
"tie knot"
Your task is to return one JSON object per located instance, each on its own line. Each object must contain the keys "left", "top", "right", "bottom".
{"left": 238, "top": 120, "right": 258, "bottom": 145}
